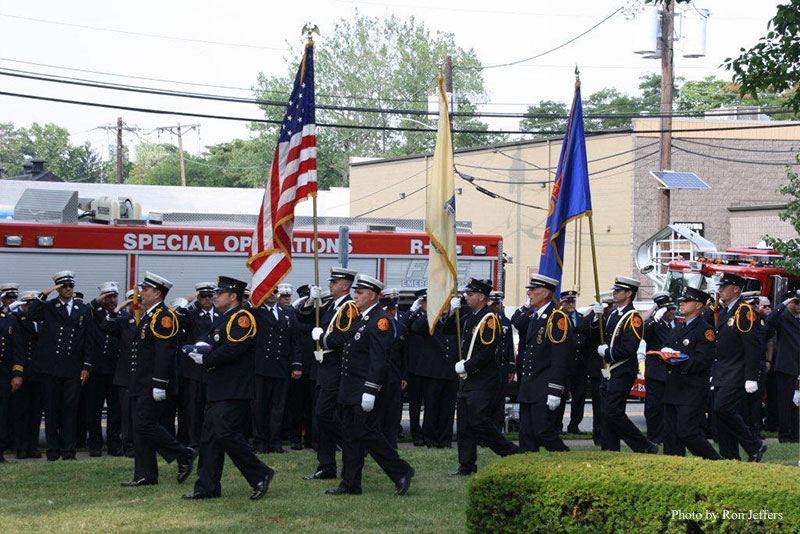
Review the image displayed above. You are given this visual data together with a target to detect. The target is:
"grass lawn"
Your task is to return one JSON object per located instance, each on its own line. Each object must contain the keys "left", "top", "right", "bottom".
{"left": 1, "top": 443, "right": 797, "bottom": 533}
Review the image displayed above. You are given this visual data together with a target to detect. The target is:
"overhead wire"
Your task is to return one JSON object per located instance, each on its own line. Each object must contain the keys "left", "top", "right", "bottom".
{"left": 672, "top": 145, "right": 796, "bottom": 166}
{"left": 672, "top": 137, "right": 798, "bottom": 153}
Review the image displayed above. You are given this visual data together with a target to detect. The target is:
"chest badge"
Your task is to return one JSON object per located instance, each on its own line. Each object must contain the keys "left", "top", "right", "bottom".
{"left": 214, "top": 333, "right": 220, "bottom": 342}
{"left": 727, "top": 318, "right": 734, "bottom": 327}
{"left": 354, "top": 333, "right": 361, "bottom": 341}
{"left": 682, "top": 339, "right": 690, "bottom": 346}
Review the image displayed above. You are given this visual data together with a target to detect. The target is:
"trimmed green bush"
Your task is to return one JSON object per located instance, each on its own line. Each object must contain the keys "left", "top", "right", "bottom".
{"left": 466, "top": 451, "right": 800, "bottom": 533}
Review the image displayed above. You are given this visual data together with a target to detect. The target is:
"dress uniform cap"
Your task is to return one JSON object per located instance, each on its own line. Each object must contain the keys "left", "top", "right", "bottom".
{"left": 278, "top": 283, "right": 293, "bottom": 295}
{"left": 677, "top": 286, "right": 710, "bottom": 304}
{"left": 352, "top": 274, "right": 384, "bottom": 293}
{"left": 19, "top": 290, "right": 38, "bottom": 302}
{"left": 97, "top": 281, "right": 119, "bottom": 294}
{"left": 195, "top": 282, "right": 216, "bottom": 295}
{"left": 328, "top": 266, "right": 357, "bottom": 282}
{"left": 74, "top": 292, "right": 84, "bottom": 300}
{"left": 379, "top": 289, "right": 399, "bottom": 308}
{"left": 414, "top": 288, "right": 427, "bottom": 299}
{"left": 464, "top": 278, "right": 492, "bottom": 296}
{"left": 560, "top": 289, "right": 578, "bottom": 301}
{"left": 652, "top": 291, "right": 673, "bottom": 308}
{"left": 741, "top": 290, "right": 761, "bottom": 302}
{"left": 296, "top": 284, "right": 310, "bottom": 298}
{"left": 141, "top": 272, "right": 173, "bottom": 294}
{"left": 717, "top": 272, "right": 746, "bottom": 288}
{"left": 526, "top": 274, "right": 559, "bottom": 291}
{"left": 243, "top": 287, "right": 251, "bottom": 299}
{"left": 0, "top": 282, "right": 20, "bottom": 297}
{"left": 489, "top": 290, "right": 505, "bottom": 302}
{"left": 52, "top": 270, "right": 75, "bottom": 285}
{"left": 611, "top": 276, "right": 640, "bottom": 292}
{"left": 215, "top": 276, "right": 247, "bottom": 294}
{"left": 125, "top": 289, "right": 135, "bottom": 301}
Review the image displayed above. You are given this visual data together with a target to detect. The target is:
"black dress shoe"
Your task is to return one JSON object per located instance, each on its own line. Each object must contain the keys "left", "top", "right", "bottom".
{"left": 177, "top": 448, "right": 196, "bottom": 483}
{"left": 89, "top": 449, "right": 102, "bottom": 457}
{"left": 16, "top": 451, "right": 27, "bottom": 460}
{"left": 124, "top": 449, "right": 135, "bottom": 458}
{"left": 107, "top": 448, "right": 124, "bottom": 457}
{"left": 413, "top": 440, "right": 425, "bottom": 447}
{"left": 644, "top": 442, "right": 659, "bottom": 454}
{"left": 290, "top": 442, "right": 303, "bottom": 451}
{"left": 182, "top": 491, "right": 219, "bottom": 500}
{"left": 268, "top": 446, "right": 286, "bottom": 454}
{"left": 748, "top": 442, "right": 767, "bottom": 463}
{"left": 120, "top": 478, "right": 158, "bottom": 487}
{"left": 0, "top": 453, "right": 5, "bottom": 463}
{"left": 325, "top": 486, "right": 361, "bottom": 495}
{"left": 61, "top": 455, "right": 77, "bottom": 460}
{"left": 250, "top": 469, "right": 275, "bottom": 500}
{"left": 27, "top": 450, "right": 42, "bottom": 459}
{"left": 448, "top": 468, "right": 476, "bottom": 476}
{"left": 303, "top": 469, "right": 337, "bottom": 480}
{"left": 394, "top": 467, "right": 415, "bottom": 496}
{"left": 46, "top": 455, "right": 60, "bottom": 462}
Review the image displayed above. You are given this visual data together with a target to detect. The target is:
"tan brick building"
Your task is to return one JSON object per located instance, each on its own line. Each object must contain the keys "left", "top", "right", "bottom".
{"left": 349, "top": 119, "right": 800, "bottom": 306}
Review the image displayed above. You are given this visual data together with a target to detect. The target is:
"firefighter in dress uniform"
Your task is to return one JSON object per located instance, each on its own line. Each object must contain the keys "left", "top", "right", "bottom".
{"left": 324, "top": 274, "right": 414, "bottom": 496}
{"left": 766, "top": 289, "right": 800, "bottom": 443}
{"left": 0, "top": 292, "right": 23, "bottom": 463}
{"left": 445, "top": 278, "right": 520, "bottom": 476}
{"left": 286, "top": 284, "right": 318, "bottom": 450}
{"left": 27, "top": 271, "right": 94, "bottom": 461}
{"left": 376, "top": 290, "right": 406, "bottom": 449}
{"left": 642, "top": 291, "right": 677, "bottom": 446}
{"left": 121, "top": 272, "right": 195, "bottom": 487}
{"left": 10, "top": 290, "right": 42, "bottom": 459}
{"left": 711, "top": 272, "right": 767, "bottom": 461}
{"left": 182, "top": 276, "right": 275, "bottom": 501}
{"left": 511, "top": 274, "right": 572, "bottom": 452}
{"left": 557, "top": 290, "right": 592, "bottom": 435}
{"left": 488, "top": 291, "right": 515, "bottom": 433}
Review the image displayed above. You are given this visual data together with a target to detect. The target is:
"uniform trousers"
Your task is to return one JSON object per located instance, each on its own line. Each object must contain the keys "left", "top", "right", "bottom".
{"left": 663, "top": 402, "right": 721, "bottom": 459}
{"left": 456, "top": 388, "right": 520, "bottom": 472}
{"left": 285, "top": 376, "right": 316, "bottom": 447}
{"left": 588, "top": 376, "right": 604, "bottom": 438}
{"left": 86, "top": 373, "right": 121, "bottom": 452}
{"left": 519, "top": 401, "right": 570, "bottom": 452}
{"left": 41, "top": 374, "right": 80, "bottom": 459}
{"left": 12, "top": 375, "right": 43, "bottom": 455}
{"left": 644, "top": 378, "right": 666, "bottom": 444}
{"left": 252, "top": 376, "right": 289, "bottom": 450}
{"left": 375, "top": 377, "right": 403, "bottom": 449}
{"left": 406, "top": 372, "right": 423, "bottom": 442}
{"left": 419, "top": 376, "right": 457, "bottom": 447}
{"left": 601, "top": 372, "right": 651, "bottom": 453}
{"left": 713, "top": 385, "right": 762, "bottom": 460}
{"left": 314, "top": 385, "right": 342, "bottom": 471}
{"left": 116, "top": 386, "right": 134, "bottom": 453}
{"left": 775, "top": 372, "right": 800, "bottom": 442}
{"left": 566, "top": 367, "right": 588, "bottom": 432}
{"left": 0, "top": 386, "right": 9, "bottom": 453}
{"left": 340, "top": 402, "right": 411, "bottom": 491}
{"left": 132, "top": 394, "right": 188, "bottom": 480}
{"left": 178, "top": 377, "right": 206, "bottom": 448}
{"left": 194, "top": 399, "right": 272, "bottom": 495}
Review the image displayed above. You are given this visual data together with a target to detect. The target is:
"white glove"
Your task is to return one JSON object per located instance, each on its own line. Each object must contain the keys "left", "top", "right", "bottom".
{"left": 309, "top": 285, "right": 322, "bottom": 300}
{"left": 450, "top": 297, "right": 461, "bottom": 310}
{"left": 188, "top": 351, "right": 204, "bottom": 365}
{"left": 410, "top": 297, "right": 423, "bottom": 312}
{"left": 523, "top": 297, "right": 532, "bottom": 309}
{"left": 592, "top": 303, "right": 604, "bottom": 315}
{"left": 661, "top": 346, "right": 676, "bottom": 353}
{"left": 744, "top": 380, "right": 758, "bottom": 394}
{"left": 361, "top": 392, "right": 375, "bottom": 412}
{"left": 455, "top": 360, "right": 466, "bottom": 375}
{"left": 314, "top": 349, "right": 324, "bottom": 363}
{"left": 793, "top": 390, "right": 800, "bottom": 407}
{"left": 546, "top": 394, "right": 561, "bottom": 411}
{"left": 636, "top": 340, "right": 647, "bottom": 362}
{"left": 654, "top": 307, "right": 667, "bottom": 322}
{"left": 311, "top": 327, "right": 324, "bottom": 341}
{"left": 153, "top": 388, "right": 166, "bottom": 402}
{"left": 597, "top": 344, "right": 608, "bottom": 358}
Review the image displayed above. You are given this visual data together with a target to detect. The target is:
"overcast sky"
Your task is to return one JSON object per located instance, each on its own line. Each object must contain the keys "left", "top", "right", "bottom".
{"left": 0, "top": 0, "right": 781, "bottom": 161}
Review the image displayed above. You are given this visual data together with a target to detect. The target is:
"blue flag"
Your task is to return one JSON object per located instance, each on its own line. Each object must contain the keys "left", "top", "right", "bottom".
{"left": 538, "top": 83, "right": 592, "bottom": 296}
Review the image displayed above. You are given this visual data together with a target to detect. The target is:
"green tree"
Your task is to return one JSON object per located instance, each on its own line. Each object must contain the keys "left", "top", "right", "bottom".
{"left": 253, "top": 12, "right": 496, "bottom": 187}
{"left": 19, "top": 123, "right": 73, "bottom": 178}
{"left": 0, "top": 122, "right": 28, "bottom": 176}
{"left": 519, "top": 100, "right": 569, "bottom": 133}
{"left": 766, "top": 155, "right": 800, "bottom": 276}
{"left": 66, "top": 142, "right": 104, "bottom": 183}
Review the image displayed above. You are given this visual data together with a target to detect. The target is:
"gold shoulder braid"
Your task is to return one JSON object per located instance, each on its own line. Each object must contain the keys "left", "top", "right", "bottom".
{"left": 479, "top": 313, "right": 497, "bottom": 346}
{"left": 335, "top": 301, "right": 360, "bottom": 332}
{"left": 150, "top": 308, "right": 179, "bottom": 339}
{"left": 227, "top": 310, "right": 257, "bottom": 342}
{"left": 547, "top": 309, "right": 569, "bottom": 344}
{"left": 623, "top": 312, "right": 644, "bottom": 341}
{"left": 734, "top": 303, "right": 755, "bottom": 334}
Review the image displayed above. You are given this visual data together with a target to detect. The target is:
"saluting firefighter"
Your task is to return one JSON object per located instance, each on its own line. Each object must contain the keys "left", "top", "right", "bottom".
{"left": 0, "top": 290, "right": 23, "bottom": 463}
{"left": 10, "top": 291, "right": 42, "bottom": 459}
{"left": 324, "top": 274, "right": 414, "bottom": 496}
{"left": 511, "top": 274, "right": 572, "bottom": 452}
{"left": 445, "top": 278, "right": 520, "bottom": 476}
{"left": 182, "top": 276, "right": 275, "bottom": 500}
{"left": 27, "top": 271, "right": 94, "bottom": 461}
{"left": 591, "top": 276, "right": 658, "bottom": 454}
{"left": 656, "top": 286, "right": 722, "bottom": 460}
{"left": 121, "top": 272, "right": 195, "bottom": 487}
{"left": 712, "top": 272, "right": 767, "bottom": 462}
{"left": 302, "top": 266, "right": 357, "bottom": 481}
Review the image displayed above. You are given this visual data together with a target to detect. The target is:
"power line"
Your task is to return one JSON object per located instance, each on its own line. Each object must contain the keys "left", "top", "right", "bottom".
{"left": 672, "top": 145, "right": 796, "bottom": 166}
{"left": 470, "top": 7, "right": 623, "bottom": 70}
{"left": 456, "top": 170, "right": 547, "bottom": 209}
{"left": 353, "top": 184, "right": 427, "bottom": 218}
{"left": 0, "top": 12, "right": 290, "bottom": 52}
{"left": 673, "top": 137, "right": 798, "bottom": 153}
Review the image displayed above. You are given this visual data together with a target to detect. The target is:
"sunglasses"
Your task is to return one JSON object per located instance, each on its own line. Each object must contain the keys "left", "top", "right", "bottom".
{"left": 61, "top": 283, "right": 75, "bottom": 288}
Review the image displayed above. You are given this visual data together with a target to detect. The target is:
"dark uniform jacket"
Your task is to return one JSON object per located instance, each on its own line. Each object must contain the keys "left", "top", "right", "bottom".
{"left": 338, "top": 304, "right": 394, "bottom": 405}
{"left": 766, "top": 303, "right": 800, "bottom": 377}
{"left": 253, "top": 303, "right": 302, "bottom": 379}
{"left": 409, "top": 311, "right": 458, "bottom": 381}
{"left": 292, "top": 301, "right": 318, "bottom": 381}
{"left": 0, "top": 310, "right": 23, "bottom": 386}
{"left": 89, "top": 301, "right": 121, "bottom": 376}
{"left": 711, "top": 298, "right": 760, "bottom": 388}
{"left": 100, "top": 310, "right": 137, "bottom": 388}
{"left": 129, "top": 302, "right": 179, "bottom": 396}
{"left": 11, "top": 310, "right": 37, "bottom": 379}
{"left": 177, "top": 304, "right": 216, "bottom": 382}
{"left": 300, "top": 295, "right": 355, "bottom": 389}
{"left": 663, "top": 316, "right": 716, "bottom": 406}
{"left": 644, "top": 317, "right": 672, "bottom": 382}
{"left": 27, "top": 296, "right": 93, "bottom": 378}
{"left": 399, "top": 310, "right": 421, "bottom": 380}
{"left": 497, "top": 313, "right": 516, "bottom": 382}
{"left": 197, "top": 305, "right": 257, "bottom": 402}
{"left": 444, "top": 304, "right": 501, "bottom": 392}
{"left": 387, "top": 315, "right": 408, "bottom": 383}
{"left": 597, "top": 304, "right": 643, "bottom": 377}
{"left": 512, "top": 302, "right": 573, "bottom": 403}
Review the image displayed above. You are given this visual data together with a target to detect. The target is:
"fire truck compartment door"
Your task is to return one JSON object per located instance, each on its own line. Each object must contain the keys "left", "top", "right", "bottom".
{"left": 136, "top": 254, "right": 377, "bottom": 299}
{"left": 383, "top": 258, "right": 492, "bottom": 290}
{"left": 0, "top": 251, "right": 128, "bottom": 296}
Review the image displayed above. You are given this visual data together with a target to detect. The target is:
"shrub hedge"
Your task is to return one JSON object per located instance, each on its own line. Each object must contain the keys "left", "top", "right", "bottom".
{"left": 466, "top": 451, "right": 799, "bottom": 533}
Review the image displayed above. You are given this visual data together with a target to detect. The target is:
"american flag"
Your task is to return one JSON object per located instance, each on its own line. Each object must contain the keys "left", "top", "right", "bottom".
{"left": 247, "top": 43, "right": 317, "bottom": 307}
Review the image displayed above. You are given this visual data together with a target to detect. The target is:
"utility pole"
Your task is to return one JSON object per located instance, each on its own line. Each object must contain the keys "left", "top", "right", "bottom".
{"left": 658, "top": 1, "right": 674, "bottom": 229}
{"left": 116, "top": 117, "right": 124, "bottom": 184}
{"left": 155, "top": 123, "right": 199, "bottom": 187}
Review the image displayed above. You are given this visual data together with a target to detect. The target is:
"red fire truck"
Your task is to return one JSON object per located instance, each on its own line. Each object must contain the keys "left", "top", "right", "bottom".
{"left": 0, "top": 220, "right": 505, "bottom": 300}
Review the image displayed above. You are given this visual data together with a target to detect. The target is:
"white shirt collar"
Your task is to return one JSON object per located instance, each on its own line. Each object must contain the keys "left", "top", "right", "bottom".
{"left": 334, "top": 294, "right": 349, "bottom": 307}
{"left": 533, "top": 302, "right": 552, "bottom": 317}
{"left": 361, "top": 303, "right": 379, "bottom": 317}
{"left": 146, "top": 302, "right": 161, "bottom": 315}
